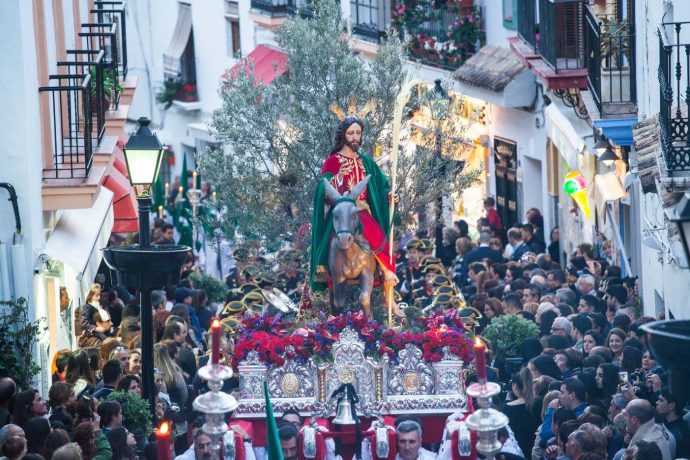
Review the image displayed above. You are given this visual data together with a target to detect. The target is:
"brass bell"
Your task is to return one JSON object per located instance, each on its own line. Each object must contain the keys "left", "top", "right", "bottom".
{"left": 332, "top": 387, "right": 356, "bottom": 425}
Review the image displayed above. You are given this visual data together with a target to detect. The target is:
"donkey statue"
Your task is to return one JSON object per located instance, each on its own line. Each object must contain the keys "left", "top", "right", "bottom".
{"left": 323, "top": 175, "right": 394, "bottom": 318}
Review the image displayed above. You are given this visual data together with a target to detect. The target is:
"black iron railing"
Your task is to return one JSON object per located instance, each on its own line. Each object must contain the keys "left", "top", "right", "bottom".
{"left": 59, "top": 49, "right": 107, "bottom": 144}
{"left": 517, "top": 0, "right": 538, "bottom": 50}
{"left": 251, "top": 0, "right": 289, "bottom": 15}
{"left": 80, "top": 23, "right": 120, "bottom": 108}
{"left": 38, "top": 74, "right": 93, "bottom": 180}
{"left": 287, "top": 0, "right": 314, "bottom": 18}
{"left": 586, "top": 6, "right": 636, "bottom": 117}
{"left": 351, "top": 0, "right": 384, "bottom": 43}
{"left": 92, "top": 1, "right": 128, "bottom": 78}
{"left": 539, "top": 0, "right": 585, "bottom": 72}
{"left": 658, "top": 22, "right": 690, "bottom": 172}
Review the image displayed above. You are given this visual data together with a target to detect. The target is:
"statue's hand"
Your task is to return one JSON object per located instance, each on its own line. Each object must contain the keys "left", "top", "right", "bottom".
{"left": 387, "top": 192, "right": 400, "bottom": 204}
{"left": 383, "top": 269, "right": 399, "bottom": 285}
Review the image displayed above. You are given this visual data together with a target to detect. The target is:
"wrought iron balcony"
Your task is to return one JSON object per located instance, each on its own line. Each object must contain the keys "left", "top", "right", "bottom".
{"left": 394, "top": 1, "right": 483, "bottom": 70}
{"left": 658, "top": 22, "right": 690, "bottom": 173}
{"left": 251, "top": 0, "right": 290, "bottom": 16}
{"left": 517, "top": 0, "right": 538, "bottom": 51}
{"left": 38, "top": 73, "right": 94, "bottom": 180}
{"left": 538, "top": 0, "right": 585, "bottom": 72}
{"left": 92, "top": 1, "right": 128, "bottom": 79}
{"left": 79, "top": 22, "right": 121, "bottom": 109}
{"left": 585, "top": 6, "right": 636, "bottom": 118}
{"left": 58, "top": 49, "right": 107, "bottom": 145}
{"left": 286, "top": 0, "right": 314, "bottom": 18}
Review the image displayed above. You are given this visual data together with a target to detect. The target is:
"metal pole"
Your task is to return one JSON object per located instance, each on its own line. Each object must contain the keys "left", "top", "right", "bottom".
{"left": 136, "top": 195, "right": 156, "bottom": 411}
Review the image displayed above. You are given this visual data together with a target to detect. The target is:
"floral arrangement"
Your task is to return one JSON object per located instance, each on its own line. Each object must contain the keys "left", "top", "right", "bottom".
{"left": 156, "top": 77, "right": 199, "bottom": 108}
{"left": 392, "top": 0, "right": 484, "bottom": 68}
{"left": 232, "top": 310, "right": 474, "bottom": 368}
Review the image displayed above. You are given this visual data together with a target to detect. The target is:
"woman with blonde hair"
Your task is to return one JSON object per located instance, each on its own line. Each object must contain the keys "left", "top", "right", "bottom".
{"left": 500, "top": 367, "right": 540, "bottom": 456}
{"left": 153, "top": 341, "right": 188, "bottom": 407}
{"left": 65, "top": 349, "right": 97, "bottom": 397}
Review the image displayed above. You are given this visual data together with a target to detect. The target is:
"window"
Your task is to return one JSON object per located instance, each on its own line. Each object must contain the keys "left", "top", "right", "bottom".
{"left": 351, "top": 0, "right": 380, "bottom": 41}
{"left": 225, "top": 1, "right": 241, "bottom": 57}
{"left": 503, "top": 0, "right": 517, "bottom": 30}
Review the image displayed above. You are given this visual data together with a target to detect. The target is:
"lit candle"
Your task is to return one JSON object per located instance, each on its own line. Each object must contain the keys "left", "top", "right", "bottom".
{"left": 156, "top": 421, "right": 171, "bottom": 460}
{"left": 158, "top": 205, "right": 163, "bottom": 219}
{"left": 211, "top": 318, "right": 221, "bottom": 365}
{"left": 474, "top": 336, "right": 487, "bottom": 384}
{"left": 212, "top": 191, "right": 217, "bottom": 202}
{"left": 192, "top": 171, "right": 197, "bottom": 191}
{"left": 165, "top": 182, "right": 169, "bottom": 198}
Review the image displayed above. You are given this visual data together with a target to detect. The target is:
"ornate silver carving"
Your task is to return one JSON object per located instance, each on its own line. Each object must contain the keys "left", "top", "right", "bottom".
{"left": 242, "top": 350, "right": 262, "bottom": 365}
{"left": 375, "top": 427, "right": 391, "bottom": 458}
{"left": 387, "top": 344, "right": 434, "bottom": 395}
{"left": 267, "top": 357, "right": 314, "bottom": 398}
{"left": 301, "top": 426, "right": 317, "bottom": 458}
{"left": 324, "top": 327, "right": 377, "bottom": 402}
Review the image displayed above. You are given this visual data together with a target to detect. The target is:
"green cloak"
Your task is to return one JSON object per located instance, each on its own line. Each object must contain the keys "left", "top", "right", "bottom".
{"left": 309, "top": 152, "right": 397, "bottom": 291}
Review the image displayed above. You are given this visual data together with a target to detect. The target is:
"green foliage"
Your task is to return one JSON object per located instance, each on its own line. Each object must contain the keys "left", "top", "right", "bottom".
{"left": 156, "top": 77, "right": 181, "bottom": 109}
{"left": 200, "top": 0, "right": 481, "bottom": 247}
{"left": 106, "top": 391, "right": 153, "bottom": 438}
{"left": 482, "top": 315, "right": 539, "bottom": 358}
{"left": 0, "top": 298, "right": 43, "bottom": 390}
{"left": 88, "top": 67, "right": 123, "bottom": 101}
{"left": 188, "top": 271, "right": 228, "bottom": 304}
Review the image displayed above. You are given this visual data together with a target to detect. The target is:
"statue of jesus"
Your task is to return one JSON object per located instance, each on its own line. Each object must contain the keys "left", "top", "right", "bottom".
{"left": 310, "top": 116, "right": 399, "bottom": 291}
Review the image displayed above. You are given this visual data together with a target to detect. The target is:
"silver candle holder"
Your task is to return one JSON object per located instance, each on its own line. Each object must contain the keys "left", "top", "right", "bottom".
{"left": 464, "top": 382, "right": 509, "bottom": 460}
{"left": 193, "top": 363, "right": 238, "bottom": 459}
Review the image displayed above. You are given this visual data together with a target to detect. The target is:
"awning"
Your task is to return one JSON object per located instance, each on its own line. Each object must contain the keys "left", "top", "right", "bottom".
{"left": 101, "top": 167, "right": 138, "bottom": 233}
{"left": 163, "top": 3, "right": 193, "bottom": 75}
{"left": 453, "top": 45, "right": 536, "bottom": 107}
{"left": 545, "top": 99, "right": 594, "bottom": 170}
{"left": 595, "top": 172, "right": 626, "bottom": 203}
{"left": 229, "top": 44, "right": 288, "bottom": 86}
{"left": 43, "top": 188, "right": 114, "bottom": 292}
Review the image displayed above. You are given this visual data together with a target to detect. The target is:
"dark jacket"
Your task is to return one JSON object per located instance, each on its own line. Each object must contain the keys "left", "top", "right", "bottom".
{"left": 459, "top": 246, "right": 504, "bottom": 285}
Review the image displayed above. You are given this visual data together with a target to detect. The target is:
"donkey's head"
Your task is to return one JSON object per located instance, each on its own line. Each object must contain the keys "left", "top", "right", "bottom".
{"left": 323, "top": 175, "right": 371, "bottom": 250}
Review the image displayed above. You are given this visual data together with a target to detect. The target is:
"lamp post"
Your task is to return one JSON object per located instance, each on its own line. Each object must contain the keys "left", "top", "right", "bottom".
{"left": 103, "top": 117, "right": 190, "bottom": 412}
{"left": 598, "top": 145, "right": 618, "bottom": 167}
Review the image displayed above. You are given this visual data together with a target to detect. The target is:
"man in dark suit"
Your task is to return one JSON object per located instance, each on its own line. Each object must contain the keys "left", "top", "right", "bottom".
{"left": 508, "top": 227, "right": 530, "bottom": 262}
{"left": 458, "top": 231, "right": 504, "bottom": 285}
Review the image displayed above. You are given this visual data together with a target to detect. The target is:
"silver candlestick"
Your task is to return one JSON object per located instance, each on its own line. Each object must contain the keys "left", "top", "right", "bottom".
{"left": 464, "top": 382, "right": 509, "bottom": 460}
{"left": 193, "top": 363, "right": 238, "bottom": 459}
{"left": 186, "top": 189, "right": 202, "bottom": 255}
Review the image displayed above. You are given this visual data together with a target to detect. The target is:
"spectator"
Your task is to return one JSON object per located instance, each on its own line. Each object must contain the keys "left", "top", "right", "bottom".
{"left": 565, "top": 429, "right": 595, "bottom": 459}
{"left": 483, "top": 197, "right": 502, "bottom": 236}
{"left": 11, "top": 390, "right": 48, "bottom": 428}
{"left": 110, "top": 346, "right": 130, "bottom": 375}
{"left": 508, "top": 228, "right": 529, "bottom": 262}
{"left": 76, "top": 284, "right": 103, "bottom": 347}
{"left": 529, "top": 355, "right": 563, "bottom": 381}
{"left": 627, "top": 440, "right": 663, "bottom": 460}
{"left": 606, "top": 328, "right": 627, "bottom": 365}
{"left": 106, "top": 426, "right": 138, "bottom": 460}
{"left": 550, "top": 317, "right": 573, "bottom": 340}
{"left": 0, "top": 378, "right": 17, "bottom": 428}
{"left": 522, "top": 224, "right": 545, "bottom": 254}
{"left": 0, "top": 436, "right": 26, "bottom": 460}
{"left": 396, "top": 420, "right": 434, "bottom": 460}
{"left": 117, "top": 375, "right": 142, "bottom": 398}
{"left": 48, "top": 382, "right": 75, "bottom": 433}
{"left": 97, "top": 401, "right": 122, "bottom": 435}
{"left": 278, "top": 424, "right": 299, "bottom": 460}
{"left": 93, "top": 360, "right": 123, "bottom": 400}
{"left": 44, "top": 428, "right": 71, "bottom": 460}
{"left": 73, "top": 420, "right": 112, "bottom": 460}
{"left": 548, "top": 227, "right": 560, "bottom": 264}
{"left": 582, "top": 331, "right": 603, "bottom": 356}
{"left": 128, "top": 350, "right": 142, "bottom": 375}
{"left": 501, "top": 367, "right": 540, "bottom": 456}
{"left": 65, "top": 350, "right": 97, "bottom": 397}
{"left": 656, "top": 388, "right": 690, "bottom": 458}
{"left": 154, "top": 342, "right": 188, "bottom": 408}
{"left": 621, "top": 399, "right": 674, "bottom": 460}
{"left": 51, "top": 443, "right": 82, "bottom": 460}
{"left": 595, "top": 363, "right": 619, "bottom": 405}
{"left": 52, "top": 350, "right": 71, "bottom": 384}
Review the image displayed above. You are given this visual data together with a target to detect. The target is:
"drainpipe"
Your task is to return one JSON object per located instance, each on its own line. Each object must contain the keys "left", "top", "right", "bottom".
{"left": 0, "top": 183, "right": 26, "bottom": 300}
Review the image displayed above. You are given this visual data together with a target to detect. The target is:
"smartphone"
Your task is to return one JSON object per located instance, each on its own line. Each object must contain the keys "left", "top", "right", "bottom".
{"left": 619, "top": 371, "right": 629, "bottom": 390}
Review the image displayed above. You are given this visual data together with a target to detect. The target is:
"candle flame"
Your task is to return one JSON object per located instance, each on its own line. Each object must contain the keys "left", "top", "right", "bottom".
{"left": 159, "top": 421, "right": 170, "bottom": 435}
{"left": 178, "top": 186, "right": 184, "bottom": 192}
{"left": 474, "top": 336, "right": 483, "bottom": 347}
{"left": 212, "top": 319, "right": 221, "bottom": 328}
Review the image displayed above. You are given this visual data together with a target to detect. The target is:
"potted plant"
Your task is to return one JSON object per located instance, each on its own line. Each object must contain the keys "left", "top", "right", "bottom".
{"left": 482, "top": 315, "right": 539, "bottom": 380}
{"left": 188, "top": 271, "right": 227, "bottom": 304}
{"left": 106, "top": 391, "right": 153, "bottom": 441}
{"left": 156, "top": 77, "right": 182, "bottom": 109}
{"left": 88, "top": 67, "right": 123, "bottom": 112}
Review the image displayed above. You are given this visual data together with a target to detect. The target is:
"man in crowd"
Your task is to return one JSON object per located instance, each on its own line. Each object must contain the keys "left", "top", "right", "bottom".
{"left": 618, "top": 399, "right": 675, "bottom": 460}
{"left": 278, "top": 424, "right": 298, "bottom": 460}
{"left": 396, "top": 420, "right": 435, "bottom": 460}
{"left": 508, "top": 228, "right": 530, "bottom": 262}
{"left": 93, "top": 360, "right": 122, "bottom": 400}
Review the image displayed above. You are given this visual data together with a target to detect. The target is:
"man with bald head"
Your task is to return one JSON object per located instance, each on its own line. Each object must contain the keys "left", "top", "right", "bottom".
{"left": 619, "top": 399, "right": 675, "bottom": 460}
{"left": 0, "top": 378, "right": 16, "bottom": 427}
{"left": 589, "top": 346, "right": 613, "bottom": 362}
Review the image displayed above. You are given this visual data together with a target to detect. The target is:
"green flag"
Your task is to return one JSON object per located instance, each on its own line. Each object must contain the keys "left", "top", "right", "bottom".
{"left": 264, "top": 381, "right": 284, "bottom": 460}
{"left": 152, "top": 174, "right": 165, "bottom": 210}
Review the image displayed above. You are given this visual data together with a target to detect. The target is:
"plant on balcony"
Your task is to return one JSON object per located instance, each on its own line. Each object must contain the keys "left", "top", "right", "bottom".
{"left": 156, "top": 77, "right": 199, "bottom": 108}
{"left": 178, "top": 83, "right": 198, "bottom": 102}
{"left": 394, "top": 1, "right": 483, "bottom": 68}
{"left": 599, "top": 17, "right": 631, "bottom": 69}
{"left": 88, "top": 67, "right": 123, "bottom": 112}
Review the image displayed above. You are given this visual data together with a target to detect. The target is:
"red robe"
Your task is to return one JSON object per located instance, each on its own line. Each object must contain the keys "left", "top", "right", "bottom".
{"left": 321, "top": 152, "right": 395, "bottom": 273}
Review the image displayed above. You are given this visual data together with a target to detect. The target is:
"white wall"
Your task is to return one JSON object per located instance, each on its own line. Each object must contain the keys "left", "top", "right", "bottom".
{"left": 0, "top": 0, "right": 48, "bottom": 308}
{"left": 480, "top": 0, "right": 517, "bottom": 48}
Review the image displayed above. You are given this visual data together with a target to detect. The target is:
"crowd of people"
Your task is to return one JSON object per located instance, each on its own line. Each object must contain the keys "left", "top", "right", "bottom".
{"left": 0, "top": 197, "right": 688, "bottom": 460}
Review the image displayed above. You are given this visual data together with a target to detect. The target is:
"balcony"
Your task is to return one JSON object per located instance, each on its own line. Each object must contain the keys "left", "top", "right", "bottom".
{"left": 92, "top": 1, "right": 129, "bottom": 79}
{"left": 509, "top": 0, "right": 587, "bottom": 89}
{"left": 585, "top": 6, "right": 636, "bottom": 119}
{"left": 658, "top": 21, "right": 690, "bottom": 173}
{"left": 251, "top": 0, "right": 290, "bottom": 16}
{"left": 393, "top": 1, "right": 484, "bottom": 70}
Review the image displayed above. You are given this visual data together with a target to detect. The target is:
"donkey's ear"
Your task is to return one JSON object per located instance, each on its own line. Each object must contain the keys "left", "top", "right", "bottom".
{"left": 347, "top": 175, "right": 371, "bottom": 200}
{"left": 323, "top": 178, "right": 342, "bottom": 203}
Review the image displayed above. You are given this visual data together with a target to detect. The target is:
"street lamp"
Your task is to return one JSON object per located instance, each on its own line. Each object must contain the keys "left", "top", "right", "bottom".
{"left": 593, "top": 136, "right": 609, "bottom": 155}
{"left": 103, "top": 117, "right": 190, "bottom": 413}
{"left": 666, "top": 193, "right": 690, "bottom": 264}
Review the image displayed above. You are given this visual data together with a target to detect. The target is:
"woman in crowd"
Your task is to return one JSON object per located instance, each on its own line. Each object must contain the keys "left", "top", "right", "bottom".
{"left": 11, "top": 390, "right": 48, "bottom": 428}
{"left": 154, "top": 341, "right": 188, "bottom": 407}
{"left": 77, "top": 284, "right": 104, "bottom": 348}
{"left": 595, "top": 363, "right": 619, "bottom": 406}
{"left": 117, "top": 374, "right": 143, "bottom": 397}
{"left": 73, "top": 420, "right": 112, "bottom": 460}
{"left": 65, "top": 349, "right": 97, "bottom": 397}
{"left": 106, "top": 426, "right": 138, "bottom": 460}
{"left": 501, "top": 367, "right": 540, "bottom": 456}
{"left": 620, "top": 346, "right": 643, "bottom": 374}
{"left": 606, "top": 328, "right": 627, "bottom": 365}
{"left": 24, "top": 417, "right": 51, "bottom": 458}
{"left": 48, "top": 381, "right": 75, "bottom": 433}
{"left": 582, "top": 330, "right": 604, "bottom": 356}
{"left": 74, "top": 396, "right": 99, "bottom": 427}
{"left": 529, "top": 355, "right": 562, "bottom": 381}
